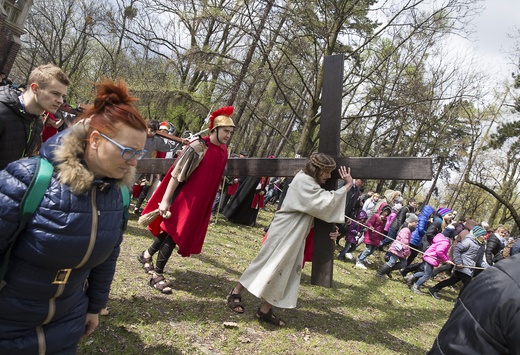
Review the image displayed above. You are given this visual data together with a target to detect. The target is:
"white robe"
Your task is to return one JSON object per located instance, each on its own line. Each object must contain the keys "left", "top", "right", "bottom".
{"left": 239, "top": 171, "right": 347, "bottom": 308}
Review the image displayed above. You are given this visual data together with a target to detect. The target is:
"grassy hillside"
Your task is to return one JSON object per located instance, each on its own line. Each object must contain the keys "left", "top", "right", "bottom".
{"left": 77, "top": 207, "right": 456, "bottom": 354}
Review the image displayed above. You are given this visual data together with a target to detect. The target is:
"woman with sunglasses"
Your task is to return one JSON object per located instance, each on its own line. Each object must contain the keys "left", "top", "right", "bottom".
{"left": 0, "top": 79, "right": 147, "bottom": 354}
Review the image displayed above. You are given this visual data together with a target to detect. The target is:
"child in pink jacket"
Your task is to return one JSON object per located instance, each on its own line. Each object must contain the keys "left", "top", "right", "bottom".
{"left": 408, "top": 229, "right": 454, "bottom": 293}
{"left": 355, "top": 204, "right": 391, "bottom": 269}
{"left": 376, "top": 213, "right": 418, "bottom": 278}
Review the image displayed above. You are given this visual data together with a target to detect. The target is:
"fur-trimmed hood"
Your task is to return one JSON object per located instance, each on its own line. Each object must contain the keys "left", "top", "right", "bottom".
{"left": 40, "top": 122, "right": 136, "bottom": 194}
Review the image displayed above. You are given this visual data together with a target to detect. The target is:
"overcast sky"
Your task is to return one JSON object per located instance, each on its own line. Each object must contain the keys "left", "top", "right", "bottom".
{"left": 458, "top": 0, "right": 518, "bottom": 79}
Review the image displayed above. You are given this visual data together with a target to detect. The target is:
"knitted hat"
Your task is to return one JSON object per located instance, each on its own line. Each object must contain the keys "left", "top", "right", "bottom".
{"left": 405, "top": 213, "right": 418, "bottom": 223}
{"left": 356, "top": 209, "right": 368, "bottom": 221}
{"left": 437, "top": 207, "right": 452, "bottom": 217}
{"left": 442, "top": 225, "right": 456, "bottom": 239}
{"left": 473, "top": 226, "right": 487, "bottom": 238}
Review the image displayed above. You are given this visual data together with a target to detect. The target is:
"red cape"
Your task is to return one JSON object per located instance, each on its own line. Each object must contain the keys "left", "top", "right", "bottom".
{"left": 143, "top": 137, "right": 227, "bottom": 256}
{"left": 262, "top": 227, "right": 314, "bottom": 268}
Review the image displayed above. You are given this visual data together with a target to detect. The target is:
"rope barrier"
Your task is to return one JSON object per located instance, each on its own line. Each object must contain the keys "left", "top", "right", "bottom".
{"left": 343, "top": 215, "right": 486, "bottom": 270}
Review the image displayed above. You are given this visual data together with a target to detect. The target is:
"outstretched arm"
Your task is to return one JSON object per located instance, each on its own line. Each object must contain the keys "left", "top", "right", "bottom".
{"left": 338, "top": 166, "right": 353, "bottom": 191}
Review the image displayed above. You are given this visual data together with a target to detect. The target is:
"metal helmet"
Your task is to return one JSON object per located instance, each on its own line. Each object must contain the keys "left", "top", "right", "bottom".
{"left": 209, "top": 106, "right": 235, "bottom": 130}
{"left": 211, "top": 115, "right": 235, "bottom": 129}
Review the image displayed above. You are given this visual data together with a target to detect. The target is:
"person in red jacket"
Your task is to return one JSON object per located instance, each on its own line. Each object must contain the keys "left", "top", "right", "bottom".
{"left": 355, "top": 203, "right": 391, "bottom": 269}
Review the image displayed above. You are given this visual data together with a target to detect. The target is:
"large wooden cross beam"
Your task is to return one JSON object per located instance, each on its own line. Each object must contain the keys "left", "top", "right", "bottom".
{"left": 137, "top": 54, "right": 432, "bottom": 288}
{"left": 137, "top": 157, "right": 431, "bottom": 179}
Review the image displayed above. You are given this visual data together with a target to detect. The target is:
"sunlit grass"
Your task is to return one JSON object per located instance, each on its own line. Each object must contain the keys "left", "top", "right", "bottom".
{"left": 78, "top": 206, "right": 456, "bottom": 354}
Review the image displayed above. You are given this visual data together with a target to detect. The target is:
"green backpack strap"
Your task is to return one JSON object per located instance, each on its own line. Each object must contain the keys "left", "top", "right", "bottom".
{"left": 120, "top": 185, "right": 130, "bottom": 232}
{"left": 0, "top": 157, "right": 54, "bottom": 284}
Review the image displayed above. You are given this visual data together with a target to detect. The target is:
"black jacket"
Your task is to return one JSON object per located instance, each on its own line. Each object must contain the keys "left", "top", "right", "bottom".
{"left": 390, "top": 204, "right": 415, "bottom": 230}
{"left": 0, "top": 86, "right": 43, "bottom": 170}
{"left": 428, "top": 254, "right": 520, "bottom": 354}
{"left": 344, "top": 184, "right": 362, "bottom": 219}
{"left": 485, "top": 233, "right": 504, "bottom": 266}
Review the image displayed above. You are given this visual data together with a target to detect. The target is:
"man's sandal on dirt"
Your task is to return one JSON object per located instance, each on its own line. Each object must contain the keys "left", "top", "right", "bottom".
{"left": 149, "top": 273, "right": 173, "bottom": 295}
{"left": 227, "top": 289, "right": 245, "bottom": 313}
{"left": 255, "top": 308, "right": 285, "bottom": 327}
{"left": 137, "top": 252, "right": 155, "bottom": 274}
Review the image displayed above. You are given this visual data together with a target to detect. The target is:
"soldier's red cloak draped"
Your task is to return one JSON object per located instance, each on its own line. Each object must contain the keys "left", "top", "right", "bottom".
{"left": 143, "top": 136, "right": 227, "bottom": 256}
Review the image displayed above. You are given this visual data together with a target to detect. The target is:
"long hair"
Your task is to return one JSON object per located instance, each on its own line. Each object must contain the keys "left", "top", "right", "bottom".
{"left": 303, "top": 153, "right": 336, "bottom": 182}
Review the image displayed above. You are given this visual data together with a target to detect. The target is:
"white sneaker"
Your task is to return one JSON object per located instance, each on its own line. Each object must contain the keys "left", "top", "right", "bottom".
{"left": 355, "top": 259, "right": 367, "bottom": 269}
{"left": 345, "top": 253, "right": 353, "bottom": 260}
{"left": 411, "top": 284, "right": 423, "bottom": 294}
{"left": 365, "top": 259, "right": 373, "bottom": 265}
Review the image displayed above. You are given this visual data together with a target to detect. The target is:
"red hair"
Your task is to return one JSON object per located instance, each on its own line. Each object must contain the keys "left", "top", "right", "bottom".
{"left": 81, "top": 79, "right": 147, "bottom": 135}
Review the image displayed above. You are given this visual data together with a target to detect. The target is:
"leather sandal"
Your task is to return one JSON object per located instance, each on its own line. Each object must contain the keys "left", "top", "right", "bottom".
{"left": 149, "top": 273, "right": 172, "bottom": 294}
{"left": 255, "top": 308, "right": 285, "bottom": 327}
{"left": 137, "top": 252, "right": 155, "bottom": 274}
{"left": 227, "top": 289, "right": 245, "bottom": 313}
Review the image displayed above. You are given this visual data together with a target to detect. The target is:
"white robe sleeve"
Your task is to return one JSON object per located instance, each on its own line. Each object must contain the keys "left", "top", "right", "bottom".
{"left": 281, "top": 172, "right": 347, "bottom": 224}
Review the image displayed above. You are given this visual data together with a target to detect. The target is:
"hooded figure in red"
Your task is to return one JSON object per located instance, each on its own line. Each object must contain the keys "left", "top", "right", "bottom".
{"left": 139, "top": 106, "right": 235, "bottom": 294}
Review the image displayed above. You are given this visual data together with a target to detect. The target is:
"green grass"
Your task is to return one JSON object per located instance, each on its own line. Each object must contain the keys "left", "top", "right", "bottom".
{"left": 77, "top": 206, "right": 457, "bottom": 354}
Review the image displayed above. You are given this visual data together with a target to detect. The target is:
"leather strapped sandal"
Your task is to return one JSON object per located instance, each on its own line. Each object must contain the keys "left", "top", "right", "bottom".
{"left": 255, "top": 308, "right": 285, "bottom": 327}
{"left": 137, "top": 252, "right": 155, "bottom": 274}
{"left": 149, "top": 273, "right": 173, "bottom": 295}
{"left": 227, "top": 289, "right": 245, "bottom": 313}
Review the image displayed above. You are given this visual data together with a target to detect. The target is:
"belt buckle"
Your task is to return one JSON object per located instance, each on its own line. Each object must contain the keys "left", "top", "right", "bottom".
{"left": 52, "top": 269, "right": 72, "bottom": 285}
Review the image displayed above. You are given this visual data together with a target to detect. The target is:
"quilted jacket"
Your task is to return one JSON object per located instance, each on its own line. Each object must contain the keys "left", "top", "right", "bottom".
{"left": 422, "top": 233, "right": 451, "bottom": 267}
{"left": 0, "top": 124, "right": 134, "bottom": 354}
{"left": 409, "top": 205, "right": 435, "bottom": 247}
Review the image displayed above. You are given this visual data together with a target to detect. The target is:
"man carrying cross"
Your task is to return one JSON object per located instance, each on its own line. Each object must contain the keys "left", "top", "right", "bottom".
{"left": 136, "top": 54, "right": 433, "bottom": 288}
{"left": 226, "top": 153, "right": 353, "bottom": 326}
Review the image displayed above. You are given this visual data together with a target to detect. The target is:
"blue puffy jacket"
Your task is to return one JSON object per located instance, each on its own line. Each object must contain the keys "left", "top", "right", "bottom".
{"left": 409, "top": 205, "right": 435, "bottom": 247}
{"left": 0, "top": 126, "right": 133, "bottom": 354}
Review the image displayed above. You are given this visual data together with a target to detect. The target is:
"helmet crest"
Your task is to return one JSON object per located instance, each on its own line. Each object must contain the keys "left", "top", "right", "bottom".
{"left": 209, "top": 106, "right": 235, "bottom": 130}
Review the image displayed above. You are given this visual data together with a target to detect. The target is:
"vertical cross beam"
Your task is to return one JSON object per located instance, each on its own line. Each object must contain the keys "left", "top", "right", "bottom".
{"left": 311, "top": 54, "right": 344, "bottom": 287}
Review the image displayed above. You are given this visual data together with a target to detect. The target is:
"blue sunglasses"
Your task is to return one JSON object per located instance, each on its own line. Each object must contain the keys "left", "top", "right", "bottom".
{"left": 99, "top": 133, "right": 148, "bottom": 160}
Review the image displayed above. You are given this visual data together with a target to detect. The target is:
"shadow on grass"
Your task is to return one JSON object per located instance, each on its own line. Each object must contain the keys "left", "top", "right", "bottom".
{"left": 99, "top": 265, "right": 448, "bottom": 354}
{"left": 78, "top": 319, "right": 184, "bottom": 354}
{"left": 101, "top": 213, "right": 454, "bottom": 354}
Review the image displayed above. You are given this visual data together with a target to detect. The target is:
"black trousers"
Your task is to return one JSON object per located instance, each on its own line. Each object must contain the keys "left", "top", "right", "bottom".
{"left": 406, "top": 244, "right": 421, "bottom": 265}
{"left": 432, "top": 263, "right": 453, "bottom": 278}
{"left": 432, "top": 270, "right": 472, "bottom": 296}
{"left": 147, "top": 232, "right": 177, "bottom": 274}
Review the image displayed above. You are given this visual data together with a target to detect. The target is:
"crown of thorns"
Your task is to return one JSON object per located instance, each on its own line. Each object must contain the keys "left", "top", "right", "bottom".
{"left": 310, "top": 153, "right": 336, "bottom": 171}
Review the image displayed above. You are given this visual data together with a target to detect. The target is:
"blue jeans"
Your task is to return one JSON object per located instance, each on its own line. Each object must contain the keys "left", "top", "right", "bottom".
{"left": 381, "top": 227, "right": 398, "bottom": 246}
{"left": 211, "top": 191, "right": 221, "bottom": 214}
{"left": 358, "top": 245, "right": 378, "bottom": 262}
{"left": 413, "top": 262, "right": 434, "bottom": 287}
{"left": 386, "top": 254, "right": 407, "bottom": 269}
{"left": 264, "top": 189, "right": 275, "bottom": 204}
{"left": 338, "top": 242, "right": 357, "bottom": 259}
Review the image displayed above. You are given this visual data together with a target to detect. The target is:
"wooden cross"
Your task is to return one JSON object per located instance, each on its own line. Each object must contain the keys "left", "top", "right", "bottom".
{"left": 137, "top": 54, "right": 432, "bottom": 288}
